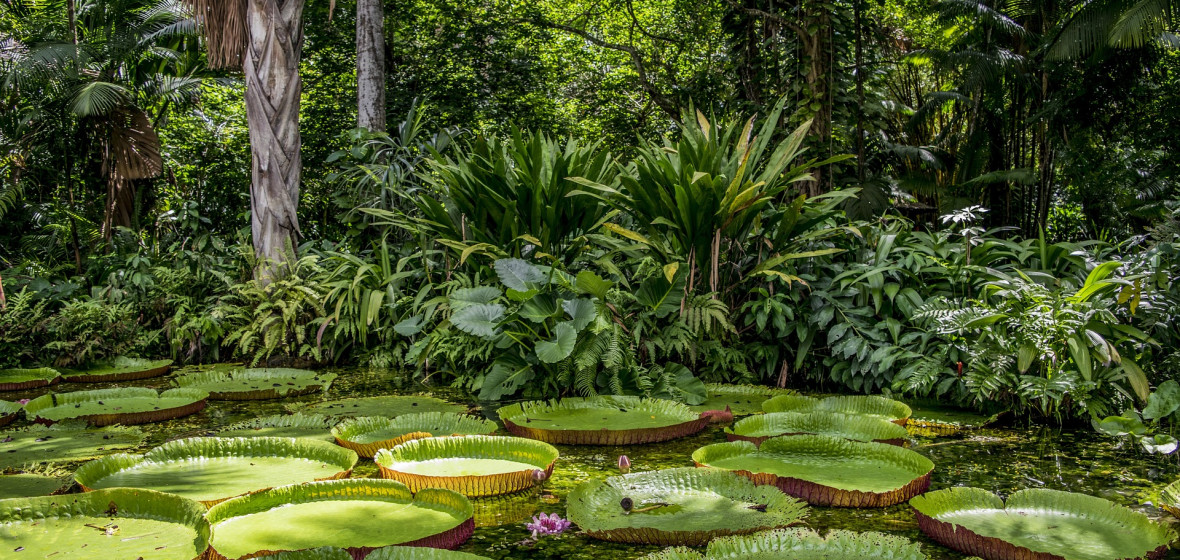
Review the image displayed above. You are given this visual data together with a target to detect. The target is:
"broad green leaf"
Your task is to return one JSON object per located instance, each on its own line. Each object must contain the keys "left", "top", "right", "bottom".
{"left": 1143, "top": 380, "right": 1180, "bottom": 421}
{"left": 535, "top": 322, "right": 577, "bottom": 363}
{"left": 494, "top": 258, "right": 545, "bottom": 292}
{"left": 1121, "top": 359, "right": 1150, "bottom": 402}
{"left": 448, "top": 286, "right": 501, "bottom": 311}
{"left": 575, "top": 270, "right": 614, "bottom": 299}
{"left": 1016, "top": 344, "right": 1037, "bottom": 373}
{"left": 602, "top": 223, "right": 652, "bottom": 246}
{"left": 451, "top": 303, "right": 504, "bottom": 339}
{"left": 1092, "top": 413, "right": 1148, "bottom": 437}
{"left": 479, "top": 355, "right": 534, "bottom": 400}
{"left": 1139, "top": 433, "right": 1179, "bottom": 454}
{"left": 1066, "top": 335, "right": 1092, "bottom": 381}
{"left": 520, "top": 293, "right": 560, "bottom": 323}
{"left": 562, "top": 298, "right": 597, "bottom": 330}
{"left": 663, "top": 262, "right": 680, "bottom": 283}
{"left": 393, "top": 316, "right": 425, "bottom": 336}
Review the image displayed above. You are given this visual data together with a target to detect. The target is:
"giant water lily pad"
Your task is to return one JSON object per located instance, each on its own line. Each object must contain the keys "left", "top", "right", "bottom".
{"left": 0, "top": 400, "right": 19, "bottom": 427}
{"left": 0, "top": 473, "right": 69, "bottom": 499}
{"left": 0, "top": 367, "right": 61, "bottom": 391}
{"left": 638, "top": 528, "right": 927, "bottom": 560}
{"left": 268, "top": 549, "right": 492, "bottom": 560}
{"left": 689, "top": 384, "right": 797, "bottom": 416}
{"left": 213, "top": 413, "right": 335, "bottom": 442}
{"left": 204, "top": 479, "right": 475, "bottom": 559}
{"left": 692, "top": 434, "right": 934, "bottom": 507}
{"left": 74, "top": 436, "right": 358, "bottom": 506}
{"left": 0, "top": 488, "right": 210, "bottom": 559}
{"left": 0, "top": 422, "right": 146, "bottom": 469}
{"left": 291, "top": 395, "right": 468, "bottom": 418}
{"left": 375, "top": 435, "right": 558, "bottom": 497}
{"left": 24, "top": 388, "right": 209, "bottom": 426}
{"left": 61, "top": 357, "right": 173, "bottom": 383}
{"left": 173, "top": 368, "right": 336, "bottom": 400}
{"left": 911, "top": 487, "right": 1175, "bottom": 560}
{"left": 726, "top": 411, "right": 908, "bottom": 446}
{"left": 904, "top": 398, "right": 1004, "bottom": 437}
{"left": 332, "top": 412, "right": 498, "bottom": 457}
{"left": 498, "top": 396, "right": 710, "bottom": 445}
{"left": 762, "top": 395, "right": 912, "bottom": 425}
{"left": 567, "top": 467, "right": 808, "bottom": 546}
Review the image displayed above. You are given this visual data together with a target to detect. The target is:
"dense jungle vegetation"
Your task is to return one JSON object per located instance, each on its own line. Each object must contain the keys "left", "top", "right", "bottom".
{"left": 2, "top": 0, "right": 1180, "bottom": 444}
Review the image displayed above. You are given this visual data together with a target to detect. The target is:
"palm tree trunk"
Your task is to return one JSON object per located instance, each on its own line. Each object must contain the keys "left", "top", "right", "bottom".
{"left": 244, "top": 0, "right": 305, "bottom": 279}
{"left": 356, "top": 0, "right": 386, "bottom": 132}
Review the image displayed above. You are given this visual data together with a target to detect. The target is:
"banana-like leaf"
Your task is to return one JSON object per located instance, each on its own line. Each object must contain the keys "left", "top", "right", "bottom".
{"left": 638, "top": 528, "right": 927, "bottom": 560}
{"left": 205, "top": 479, "right": 474, "bottom": 559}
{"left": 762, "top": 395, "right": 912, "bottom": 425}
{"left": 693, "top": 435, "right": 934, "bottom": 507}
{"left": 911, "top": 487, "right": 1175, "bottom": 560}
{"left": 0, "top": 488, "right": 210, "bottom": 559}
{"left": 374, "top": 435, "right": 558, "bottom": 497}
{"left": 75, "top": 436, "right": 358, "bottom": 506}
{"left": 332, "top": 412, "right": 497, "bottom": 457}
{"left": 727, "top": 412, "right": 909, "bottom": 446}
{"left": 567, "top": 467, "right": 807, "bottom": 546}
{"left": 173, "top": 368, "right": 336, "bottom": 400}
{"left": 24, "top": 387, "right": 209, "bottom": 426}
{"left": 0, "top": 367, "right": 62, "bottom": 391}
{"left": 498, "top": 396, "right": 709, "bottom": 445}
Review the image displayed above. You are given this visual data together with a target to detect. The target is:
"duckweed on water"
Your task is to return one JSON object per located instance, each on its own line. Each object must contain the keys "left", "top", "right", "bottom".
{"left": 2, "top": 366, "right": 1178, "bottom": 560}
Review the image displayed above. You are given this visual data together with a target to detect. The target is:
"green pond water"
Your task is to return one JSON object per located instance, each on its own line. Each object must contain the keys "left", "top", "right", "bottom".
{"left": 4, "top": 365, "right": 1180, "bottom": 559}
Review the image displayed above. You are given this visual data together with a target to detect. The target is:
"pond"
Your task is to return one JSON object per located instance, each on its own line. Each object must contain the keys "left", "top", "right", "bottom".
{"left": 4, "top": 365, "right": 1179, "bottom": 559}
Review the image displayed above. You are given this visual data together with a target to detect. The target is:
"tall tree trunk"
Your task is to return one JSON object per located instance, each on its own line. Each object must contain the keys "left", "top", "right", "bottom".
{"left": 802, "top": 3, "right": 831, "bottom": 197}
{"left": 244, "top": 0, "right": 305, "bottom": 280}
{"left": 356, "top": 0, "right": 386, "bottom": 132}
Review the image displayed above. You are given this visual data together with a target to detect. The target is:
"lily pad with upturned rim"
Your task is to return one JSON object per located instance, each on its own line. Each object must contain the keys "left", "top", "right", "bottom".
{"left": 911, "top": 487, "right": 1175, "bottom": 560}
{"left": 904, "top": 399, "right": 1005, "bottom": 437}
{"left": 0, "top": 422, "right": 146, "bottom": 469}
{"left": 498, "top": 396, "right": 710, "bottom": 445}
{"left": 74, "top": 436, "right": 358, "bottom": 506}
{"left": 637, "top": 528, "right": 927, "bottom": 560}
{"left": 726, "top": 411, "right": 909, "bottom": 446}
{"left": 566, "top": 467, "right": 808, "bottom": 546}
{"left": 762, "top": 395, "right": 912, "bottom": 426}
{"left": 332, "top": 412, "right": 498, "bottom": 457}
{"left": 23, "top": 387, "right": 209, "bottom": 426}
{"left": 691, "top": 434, "right": 933, "bottom": 507}
{"left": 374, "top": 435, "right": 558, "bottom": 497}
{"left": 0, "top": 367, "right": 62, "bottom": 391}
{"left": 173, "top": 368, "right": 336, "bottom": 400}
{"left": 60, "top": 357, "right": 173, "bottom": 383}
{"left": 213, "top": 413, "right": 336, "bottom": 442}
{"left": 0, "top": 487, "right": 210, "bottom": 560}
{"left": 689, "top": 384, "right": 798, "bottom": 416}
{"left": 0, "top": 473, "right": 71, "bottom": 499}
{"left": 266, "top": 546, "right": 493, "bottom": 560}
{"left": 0, "top": 399, "right": 19, "bottom": 426}
{"left": 290, "top": 395, "right": 469, "bottom": 418}
{"left": 204, "top": 479, "right": 475, "bottom": 559}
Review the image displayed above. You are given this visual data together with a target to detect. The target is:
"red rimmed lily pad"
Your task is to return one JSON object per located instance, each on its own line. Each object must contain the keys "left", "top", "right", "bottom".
{"left": 692, "top": 434, "right": 933, "bottom": 507}
{"left": 911, "top": 487, "right": 1175, "bottom": 560}
{"left": 498, "top": 396, "right": 710, "bottom": 445}
{"left": 60, "top": 357, "right": 173, "bottom": 383}
{"left": 0, "top": 367, "right": 61, "bottom": 391}
{"left": 74, "top": 436, "right": 358, "bottom": 506}
{"left": 0, "top": 399, "right": 19, "bottom": 427}
{"left": 23, "top": 388, "right": 209, "bottom": 426}
{"left": 725, "top": 411, "right": 908, "bottom": 446}
{"left": 332, "top": 412, "right": 498, "bottom": 458}
{"left": 204, "top": 479, "right": 475, "bottom": 559}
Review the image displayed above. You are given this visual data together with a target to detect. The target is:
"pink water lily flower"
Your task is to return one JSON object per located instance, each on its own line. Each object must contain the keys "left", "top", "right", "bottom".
{"left": 526, "top": 512, "right": 571, "bottom": 538}
{"left": 17, "top": 399, "right": 29, "bottom": 405}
